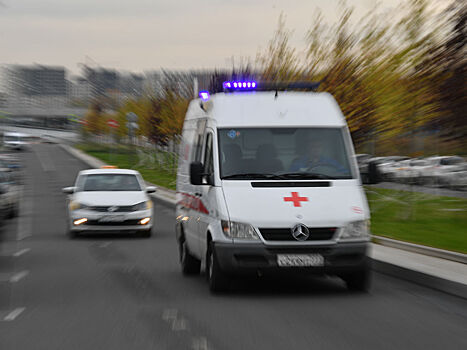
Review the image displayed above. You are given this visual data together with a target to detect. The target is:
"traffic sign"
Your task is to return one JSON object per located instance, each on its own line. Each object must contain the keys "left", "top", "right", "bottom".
{"left": 107, "top": 119, "right": 119, "bottom": 128}
{"left": 126, "top": 122, "right": 139, "bottom": 130}
{"left": 126, "top": 112, "right": 138, "bottom": 122}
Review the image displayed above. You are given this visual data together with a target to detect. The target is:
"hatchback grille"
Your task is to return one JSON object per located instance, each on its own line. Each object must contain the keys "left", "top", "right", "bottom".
{"left": 85, "top": 219, "right": 141, "bottom": 226}
{"left": 259, "top": 227, "right": 337, "bottom": 241}
{"left": 89, "top": 206, "right": 135, "bottom": 212}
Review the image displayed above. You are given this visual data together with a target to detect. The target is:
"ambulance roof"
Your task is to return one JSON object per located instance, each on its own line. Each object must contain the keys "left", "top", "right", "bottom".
{"left": 186, "top": 91, "right": 346, "bottom": 128}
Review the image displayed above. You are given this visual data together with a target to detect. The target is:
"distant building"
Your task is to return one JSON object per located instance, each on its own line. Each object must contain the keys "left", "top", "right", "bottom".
{"left": 0, "top": 92, "right": 7, "bottom": 108}
{"left": 82, "top": 66, "right": 118, "bottom": 96}
{"left": 69, "top": 76, "right": 92, "bottom": 101}
{"left": 119, "top": 73, "right": 144, "bottom": 96}
{"left": 3, "top": 64, "right": 67, "bottom": 97}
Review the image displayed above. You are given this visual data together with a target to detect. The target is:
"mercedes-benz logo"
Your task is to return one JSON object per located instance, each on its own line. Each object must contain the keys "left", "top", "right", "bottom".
{"left": 291, "top": 224, "right": 310, "bottom": 241}
{"left": 107, "top": 206, "right": 118, "bottom": 212}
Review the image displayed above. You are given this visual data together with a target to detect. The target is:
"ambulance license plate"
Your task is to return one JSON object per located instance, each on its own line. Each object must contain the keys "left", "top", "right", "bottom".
{"left": 277, "top": 254, "right": 324, "bottom": 267}
{"left": 99, "top": 215, "right": 125, "bottom": 223}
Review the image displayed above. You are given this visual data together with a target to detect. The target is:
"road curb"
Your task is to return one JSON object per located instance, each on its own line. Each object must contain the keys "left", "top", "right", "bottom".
{"left": 372, "top": 259, "right": 467, "bottom": 299}
{"left": 151, "top": 192, "right": 177, "bottom": 209}
{"left": 373, "top": 235, "right": 467, "bottom": 264}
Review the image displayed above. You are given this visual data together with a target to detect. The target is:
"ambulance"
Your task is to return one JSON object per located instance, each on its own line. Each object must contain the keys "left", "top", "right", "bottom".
{"left": 175, "top": 81, "right": 371, "bottom": 292}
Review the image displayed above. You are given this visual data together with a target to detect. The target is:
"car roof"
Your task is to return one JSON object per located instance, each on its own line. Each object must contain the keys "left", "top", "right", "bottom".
{"left": 4, "top": 132, "right": 29, "bottom": 137}
{"left": 78, "top": 168, "right": 141, "bottom": 176}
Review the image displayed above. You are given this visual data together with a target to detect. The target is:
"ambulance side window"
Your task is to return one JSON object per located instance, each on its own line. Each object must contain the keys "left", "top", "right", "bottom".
{"left": 203, "top": 132, "right": 213, "bottom": 176}
{"left": 192, "top": 119, "right": 207, "bottom": 162}
{"left": 192, "top": 133, "right": 204, "bottom": 162}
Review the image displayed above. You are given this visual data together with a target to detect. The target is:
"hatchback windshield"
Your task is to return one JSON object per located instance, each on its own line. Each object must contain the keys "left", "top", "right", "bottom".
{"left": 218, "top": 128, "right": 353, "bottom": 180}
{"left": 79, "top": 174, "right": 141, "bottom": 191}
{"left": 440, "top": 157, "right": 463, "bottom": 165}
{"left": 4, "top": 135, "right": 20, "bottom": 142}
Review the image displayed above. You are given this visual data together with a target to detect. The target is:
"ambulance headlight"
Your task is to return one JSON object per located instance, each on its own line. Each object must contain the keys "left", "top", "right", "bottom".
{"left": 340, "top": 220, "right": 370, "bottom": 240}
{"left": 221, "top": 220, "right": 260, "bottom": 240}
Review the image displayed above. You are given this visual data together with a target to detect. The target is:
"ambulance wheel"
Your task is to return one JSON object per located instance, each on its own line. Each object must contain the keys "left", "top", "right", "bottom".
{"left": 179, "top": 235, "right": 201, "bottom": 275}
{"left": 206, "top": 242, "right": 229, "bottom": 293}
{"left": 343, "top": 267, "right": 371, "bottom": 292}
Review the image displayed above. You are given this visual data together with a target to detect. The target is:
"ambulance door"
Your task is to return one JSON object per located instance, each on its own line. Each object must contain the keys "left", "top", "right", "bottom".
{"left": 184, "top": 119, "right": 207, "bottom": 258}
{"left": 197, "top": 129, "right": 215, "bottom": 255}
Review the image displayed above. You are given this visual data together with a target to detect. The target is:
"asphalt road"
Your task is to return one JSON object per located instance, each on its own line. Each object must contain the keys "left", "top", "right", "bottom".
{"left": 1, "top": 143, "right": 466, "bottom": 350}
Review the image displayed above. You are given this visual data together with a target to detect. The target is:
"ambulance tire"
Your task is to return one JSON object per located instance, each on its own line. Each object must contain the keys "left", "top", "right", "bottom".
{"left": 343, "top": 267, "right": 371, "bottom": 292}
{"left": 179, "top": 234, "right": 201, "bottom": 275}
{"left": 207, "top": 241, "right": 229, "bottom": 293}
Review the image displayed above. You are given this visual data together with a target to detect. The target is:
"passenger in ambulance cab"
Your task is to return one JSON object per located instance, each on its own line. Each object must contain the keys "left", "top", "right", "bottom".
{"left": 222, "top": 143, "right": 243, "bottom": 176}
{"left": 289, "top": 137, "right": 347, "bottom": 174}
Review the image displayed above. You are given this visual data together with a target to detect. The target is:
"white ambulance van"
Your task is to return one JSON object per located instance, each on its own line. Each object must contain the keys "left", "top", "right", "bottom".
{"left": 175, "top": 81, "right": 371, "bottom": 292}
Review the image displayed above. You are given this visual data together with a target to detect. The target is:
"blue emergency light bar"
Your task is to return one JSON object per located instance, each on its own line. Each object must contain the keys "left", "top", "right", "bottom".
{"left": 223, "top": 80, "right": 257, "bottom": 90}
{"left": 221, "top": 81, "right": 320, "bottom": 93}
{"left": 199, "top": 91, "right": 210, "bottom": 101}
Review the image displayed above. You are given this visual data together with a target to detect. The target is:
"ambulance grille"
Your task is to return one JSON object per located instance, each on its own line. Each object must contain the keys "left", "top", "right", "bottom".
{"left": 259, "top": 227, "right": 337, "bottom": 241}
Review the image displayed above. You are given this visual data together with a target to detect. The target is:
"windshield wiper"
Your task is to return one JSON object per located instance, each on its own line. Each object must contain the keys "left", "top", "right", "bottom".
{"left": 276, "top": 172, "right": 335, "bottom": 179}
{"left": 222, "top": 173, "right": 286, "bottom": 180}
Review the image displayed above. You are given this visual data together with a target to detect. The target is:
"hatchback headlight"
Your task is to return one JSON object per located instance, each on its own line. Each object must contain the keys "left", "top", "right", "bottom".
{"left": 340, "top": 220, "right": 370, "bottom": 240}
{"left": 69, "top": 201, "right": 89, "bottom": 211}
{"left": 132, "top": 200, "right": 153, "bottom": 211}
{"left": 221, "top": 220, "right": 260, "bottom": 240}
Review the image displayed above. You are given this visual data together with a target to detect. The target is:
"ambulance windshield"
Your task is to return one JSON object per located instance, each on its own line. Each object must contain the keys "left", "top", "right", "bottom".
{"left": 218, "top": 128, "right": 354, "bottom": 180}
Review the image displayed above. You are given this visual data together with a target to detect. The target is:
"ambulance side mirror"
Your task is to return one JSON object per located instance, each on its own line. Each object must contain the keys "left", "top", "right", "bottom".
{"left": 190, "top": 162, "right": 204, "bottom": 185}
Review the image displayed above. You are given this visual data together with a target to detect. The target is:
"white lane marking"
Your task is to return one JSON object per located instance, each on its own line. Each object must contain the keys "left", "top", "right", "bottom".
{"left": 17, "top": 184, "right": 33, "bottom": 241}
{"left": 99, "top": 242, "right": 112, "bottom": 248}
{"left": 13, "top": 248, "right": 30, "bottom": 257}
{"left": 172, "top": 317, "right": 188, "bottom": 331}
{"left": 3, "top": 307, "right": 26, "bottom": 321}
{"left": 9, "top": 270, "right": 29, "bottom": 283}
{"left": 162, "top": 308, "right": 189, "bottom": 331}
{"left": 35, "top": 146, "right": 56, "bottom": 172}
{"left": 192, "top": 337, "right": 209, "bottom": 350}
{"left": 162, "top": 309, "right": 210, "bottom": 348}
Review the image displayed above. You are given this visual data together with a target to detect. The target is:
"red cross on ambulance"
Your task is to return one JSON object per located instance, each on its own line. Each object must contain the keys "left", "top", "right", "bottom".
{"left": 283, "top": 192, "right": 308, "bottom": 207}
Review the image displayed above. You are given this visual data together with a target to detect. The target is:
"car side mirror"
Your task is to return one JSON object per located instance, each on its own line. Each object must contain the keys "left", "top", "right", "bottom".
{"left": 368, "top": 161, "right": 380, "bottom": 184}
{"left": 146, "top": 186, "right": 157, "bottom": 193}
{"left": 62, "top": 186, "right": 76, "bottom": 194}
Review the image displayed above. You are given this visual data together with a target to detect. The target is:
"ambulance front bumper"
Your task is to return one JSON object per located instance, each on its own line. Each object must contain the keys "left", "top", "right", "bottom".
{"left": 213, "top": 241, "right": 369, "bottom": 276}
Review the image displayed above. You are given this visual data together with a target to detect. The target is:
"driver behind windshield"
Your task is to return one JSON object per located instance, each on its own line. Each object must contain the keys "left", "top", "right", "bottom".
{"left": 289, "top": 137, "right": 347, "bottom": 173}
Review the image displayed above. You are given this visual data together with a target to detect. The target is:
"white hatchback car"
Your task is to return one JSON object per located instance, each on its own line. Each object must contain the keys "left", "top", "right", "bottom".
{"left": 63, "top": 168, "right": 156, "bottom": 238}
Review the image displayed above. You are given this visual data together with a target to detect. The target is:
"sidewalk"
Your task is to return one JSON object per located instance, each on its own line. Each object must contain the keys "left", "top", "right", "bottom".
{"left": 60, "top": 144, "right": 467, "bottom": 299}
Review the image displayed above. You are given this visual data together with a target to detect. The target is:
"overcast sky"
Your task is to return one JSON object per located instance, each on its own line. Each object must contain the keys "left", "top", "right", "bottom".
{"left": 1, "top": 0, "right": 409, "bottom": 74}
